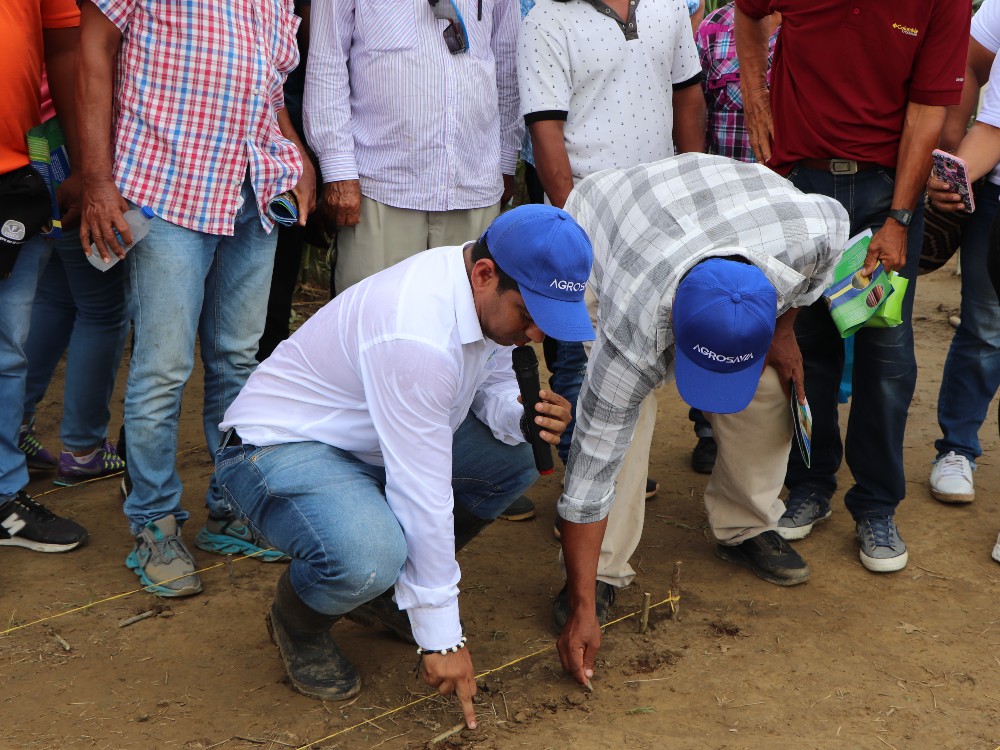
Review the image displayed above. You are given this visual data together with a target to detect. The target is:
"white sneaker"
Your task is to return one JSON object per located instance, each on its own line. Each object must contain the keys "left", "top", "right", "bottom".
{"left": 929, "top": 451, "right": 975, "bottom": 504}
{"left": 992, "top": 533, "right": 1000, "bottom": 564}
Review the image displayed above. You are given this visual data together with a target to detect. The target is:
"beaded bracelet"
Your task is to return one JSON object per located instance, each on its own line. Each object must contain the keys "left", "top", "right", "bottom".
{"left": 417, "top": 636, "right": 468, "bottom": 656}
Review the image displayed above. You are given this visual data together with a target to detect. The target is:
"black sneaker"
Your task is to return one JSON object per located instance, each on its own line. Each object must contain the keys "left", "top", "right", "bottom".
{"left": 691, "top": 436, "right": 717, "bottom": 474}
{"left": 715, "top": 530, "right": 809, "bottom": 586}
{"left": 0, "top": 491, "right": 88, "bottom": 552}
{"left": 499, "top": 495, "right": 536, "bottom": 521}
{"left": 553, "top": 580, "right": 617, "bottom": 633}
{"left": 645, "top": 478, "right": 659, "bottom": 500}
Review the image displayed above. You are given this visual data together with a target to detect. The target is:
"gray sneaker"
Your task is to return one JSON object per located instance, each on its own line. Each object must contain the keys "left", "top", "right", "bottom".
{"left": 776, "top": 490, "right": 832, "bottom": 541}
{"left": 125, "top": 515, "right": 203, "bottom": 597}
{"left": 856, "top": 516, "right": 908, "bottom": 573}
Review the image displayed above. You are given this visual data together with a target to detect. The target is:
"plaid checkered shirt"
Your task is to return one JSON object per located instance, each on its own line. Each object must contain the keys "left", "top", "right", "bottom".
{"left": 695, "top": 2, "right": 777, "bottom": 163}
{"left": 95, "top": 0, "right": 304, "bottom": 235}
{"left": 559, "top": 154, "right": 849, "bottom": 523}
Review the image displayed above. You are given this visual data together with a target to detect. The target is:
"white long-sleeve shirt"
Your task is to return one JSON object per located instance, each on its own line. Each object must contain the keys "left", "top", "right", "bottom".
{"left": 222, "top": 245, "right": 525, "bottom": 649}
{"left": 304, "top": 0, "right": 523, "bottom": 211}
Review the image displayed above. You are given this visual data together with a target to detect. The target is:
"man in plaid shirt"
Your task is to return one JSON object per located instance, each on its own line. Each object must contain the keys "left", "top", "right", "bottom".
{"left": 555, "top": 154, "right": 849, "bottom": 687}
{"left": 77, "top": 0, "right": 315, "bottom": 597}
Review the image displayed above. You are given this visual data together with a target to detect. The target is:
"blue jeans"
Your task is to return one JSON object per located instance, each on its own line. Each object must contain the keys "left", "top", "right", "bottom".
{"left": 785, "top": 165, "right": 923, "bottom": 520}
{"left": 542, "top": 337, "right": 588, "bottom": 465}
{"left": 214, "top": 413, "right": 537, "bottom": 615}
{"left": 123, "top": 179, "right": 277, "bottom": 533}
{"left": 22, "top": 233, "right": 128, "bottom": 451}
{"left": 0, "top": 236, "right": 52, "bottom": 500}
{"left": 935, "top": 182, "right": 1000, "bottom": 464}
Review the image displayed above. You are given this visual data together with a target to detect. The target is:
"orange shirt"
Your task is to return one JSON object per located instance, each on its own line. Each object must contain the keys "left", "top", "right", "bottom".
{"left": 0, "top": 0, "right": 79, "bottom": 175}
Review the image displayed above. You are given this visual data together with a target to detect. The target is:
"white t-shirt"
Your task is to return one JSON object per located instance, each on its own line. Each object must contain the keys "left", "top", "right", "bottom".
{"left": 518, "top": 0, "right": 702, "bottom": 181}
{"left": 972, "top": 0, "right": 1000, "bottom": 185}
{"left": 973, "top": 0, "right": 1000, "bottom": 53}
{"left": 222, "top": 245, "right": 524, "bottom": 650}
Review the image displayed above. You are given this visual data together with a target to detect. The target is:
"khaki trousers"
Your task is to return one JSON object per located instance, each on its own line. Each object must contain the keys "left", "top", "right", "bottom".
{"left": 335, "top": 196, "right": 501, "bottom": 292}
{"left": 592, "top": 366, "right": 791, "bottom": 587}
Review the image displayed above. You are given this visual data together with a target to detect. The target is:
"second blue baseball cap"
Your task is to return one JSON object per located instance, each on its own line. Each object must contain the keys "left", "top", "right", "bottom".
{"left": 483, "top": 205, "right": 595, "bottom": 342}
{"left": 673, "top": 257, "right": 777, "bottom": 414}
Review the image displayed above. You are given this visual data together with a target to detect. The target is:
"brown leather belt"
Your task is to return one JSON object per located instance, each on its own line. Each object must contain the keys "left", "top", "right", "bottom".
{"left": 798, "top": 158, "right": 880, "bottom": 175}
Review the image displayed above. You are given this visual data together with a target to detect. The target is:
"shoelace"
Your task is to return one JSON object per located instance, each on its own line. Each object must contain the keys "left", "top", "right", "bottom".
{"left": 144, "top": 527, "right": 191, "bottom": 565}
{"left": 935, "top": 452, "right": 970, "bottom": 480}
{"left": 865, "top": 519, "right": 897, "bottom": 549}
{"left": 19, "top": 431, "right": 45, "bottom": 453}
{"left": 784, "top": 493, "right": 821, "bottom": 521}
{"left": 9, "top": 492, "right": 57, "bottom": 523}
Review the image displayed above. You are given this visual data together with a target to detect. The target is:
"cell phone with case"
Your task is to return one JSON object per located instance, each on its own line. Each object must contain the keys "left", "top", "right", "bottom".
{"left": 931, "top": 148, "right": 975, "bottom": 213}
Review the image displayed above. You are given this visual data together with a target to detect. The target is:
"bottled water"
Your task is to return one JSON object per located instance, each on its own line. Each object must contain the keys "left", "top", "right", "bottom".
{"left": 87, "top": 206, "right": 155, "bottom": 272}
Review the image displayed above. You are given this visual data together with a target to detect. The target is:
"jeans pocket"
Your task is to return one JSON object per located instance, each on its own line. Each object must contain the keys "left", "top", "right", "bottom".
{"left": 876, "top": 167, "right": 896, "bottom": 189}
{"left": 358, "top": 0, "right": 418, "bottom": 52}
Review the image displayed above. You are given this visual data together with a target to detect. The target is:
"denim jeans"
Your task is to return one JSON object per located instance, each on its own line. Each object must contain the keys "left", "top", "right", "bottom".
{"left": 22, "top": 233, "right": 128, "bottom": 451}
{"left": 0, "top": 236, "right": 52, "bottom": 500}
{"left": 785, "top": 165, "right": 923, "bottom": 520}
{"left": 123, "top": 179, "right": 277, "bottom": 533}
{"left": 542, "top": 337, "right": 588, "bottom": 465}
{"left": 214, "top": 413, "right": 537, "bottom": 615}
{"left": 935, "top": 182, "right": 1000, "bottom": 463}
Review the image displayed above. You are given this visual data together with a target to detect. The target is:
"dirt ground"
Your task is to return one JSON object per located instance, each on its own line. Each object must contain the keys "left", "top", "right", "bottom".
{"left": 3, "top": 258, "right": 999, "bottom": 750}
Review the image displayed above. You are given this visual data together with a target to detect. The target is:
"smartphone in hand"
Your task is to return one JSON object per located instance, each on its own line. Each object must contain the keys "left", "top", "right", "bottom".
{"left": 931, "top": 148, "right": 976, "bottom": 213}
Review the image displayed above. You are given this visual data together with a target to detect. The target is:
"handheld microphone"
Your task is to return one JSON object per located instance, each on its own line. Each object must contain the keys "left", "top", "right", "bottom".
{"left": 511, "top": 345, "right": 554, "bottom": 475}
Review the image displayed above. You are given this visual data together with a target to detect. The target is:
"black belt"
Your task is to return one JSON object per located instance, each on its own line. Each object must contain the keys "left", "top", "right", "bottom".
{"left": 220, "top": 427, "right": 243, "bottom": 449}
{"left": 798, "top": 158, "right": 881, "bottom": 175}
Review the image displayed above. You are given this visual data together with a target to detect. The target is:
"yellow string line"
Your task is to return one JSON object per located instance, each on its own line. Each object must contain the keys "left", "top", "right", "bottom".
{"left": 21, "top": 457, "right": 682, "bottom": 749}
{"left": 294, "top": 591, "right": 682, "bottom": 750}
{"left": 0, "top": 547, "right": 272, "bottom": 637}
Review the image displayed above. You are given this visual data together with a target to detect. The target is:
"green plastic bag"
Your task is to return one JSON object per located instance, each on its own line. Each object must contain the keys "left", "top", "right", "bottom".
{"left": 864, "top": 272, "right": 908, "bottom": 329}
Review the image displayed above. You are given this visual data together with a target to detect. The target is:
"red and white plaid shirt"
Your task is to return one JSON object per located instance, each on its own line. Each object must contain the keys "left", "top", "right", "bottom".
{"left": 96, "top": 0, "right": 303, "bottom": 235}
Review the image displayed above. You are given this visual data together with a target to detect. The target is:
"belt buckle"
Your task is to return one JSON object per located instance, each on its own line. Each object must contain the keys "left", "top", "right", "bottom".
{"left": 829, "top": 159, "right": 858, "bottom": 175}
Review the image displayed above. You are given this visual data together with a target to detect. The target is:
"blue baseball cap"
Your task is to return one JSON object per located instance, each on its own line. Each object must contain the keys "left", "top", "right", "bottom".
{"left": 483, "top": 205, "right": 595, "bottom": 342}
{"left": 673, "top": 257, "right": 777, "bottom": 414}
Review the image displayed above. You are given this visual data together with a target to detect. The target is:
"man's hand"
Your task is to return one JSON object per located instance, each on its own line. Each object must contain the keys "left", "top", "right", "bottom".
{"left": 556, "top": 518, "right": 607, "bottom": 688}
{"left": 764, "top": 310, "right": 804, "bottom": 404}
{"left": 56, "top": 172, "right": 83, "bottom": 229}
{"left": 557, "top": 603, "right": 601, "bottom": 689}
{"left": 520, "top": 389, "right": 572, "bottom": 445}
{"left": 862, "top": 221, "right": 908, "bottom": 277}
{"left": 742, "top": 83, "right": 774, "bottom": 165}
{"left": 500, "top": 173, "right": 516, "bottom": 207}
{"left": 926, "top": 176, "right": 967, "bottom": 214}
{"left": 291, "top": 155, "right": 317, "bottom": 227}
{"left": 80, "top": 178, "right": 132, "bottom": 262}
{"left": 321, "top": 179, "right": 361, "bottom": 227}
{"left": 419, "top": 649, "right": 478, "bottom": 729}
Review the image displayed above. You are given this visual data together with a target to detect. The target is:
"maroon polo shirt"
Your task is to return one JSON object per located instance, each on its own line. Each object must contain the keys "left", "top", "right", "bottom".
{"left": 736, "top": 0, "right": 970, "bottom": 174}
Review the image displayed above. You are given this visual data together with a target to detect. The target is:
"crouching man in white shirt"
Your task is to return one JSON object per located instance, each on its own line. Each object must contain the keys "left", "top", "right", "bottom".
{"left": 215, "top": 205, "right": 593, "bottom": 727}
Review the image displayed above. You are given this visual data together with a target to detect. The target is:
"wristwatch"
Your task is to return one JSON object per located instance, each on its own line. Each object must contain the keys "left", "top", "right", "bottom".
{"left": 887, "top": 208, "right": 913, "bottom": 227}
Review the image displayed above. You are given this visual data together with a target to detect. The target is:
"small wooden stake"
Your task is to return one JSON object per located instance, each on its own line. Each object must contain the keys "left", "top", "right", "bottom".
{"left": 118, "top": 610, "right": 156, "bottom": 628}
{"left": 226, "top": 554, "right": 236, "bottom": 586}
{"left": 639, "top": 592, "right": 651, "bottom": 634}
{"left": 670, "top": 561, "right": 682, "bottom": 620}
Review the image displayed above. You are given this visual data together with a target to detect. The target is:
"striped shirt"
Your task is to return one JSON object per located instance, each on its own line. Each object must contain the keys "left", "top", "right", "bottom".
{"left": 95, "top": 0, "right": 304, "bottom": 235}
{"left": 304, "top": 0, "right": 522, "bottom": 212}
{"left": 560, "top": 154, "right": 849, "bottom": 523}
